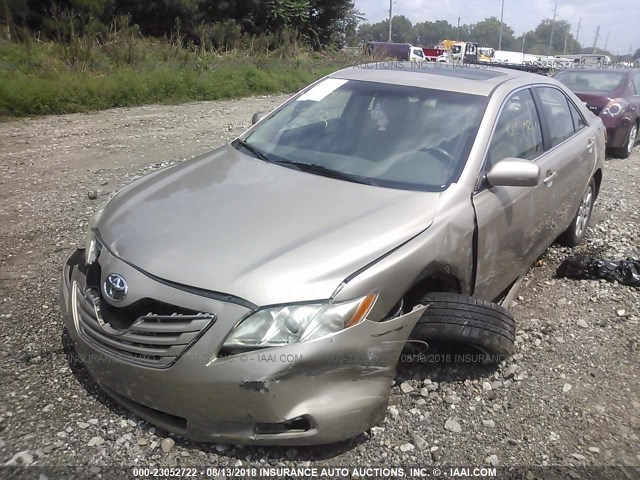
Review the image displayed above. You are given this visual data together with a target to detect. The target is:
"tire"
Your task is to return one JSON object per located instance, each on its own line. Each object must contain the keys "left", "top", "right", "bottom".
{"left": 611, "top": 121, "right": 638, "bottom": 159}
{"left": 409, "top": 293, "right": 516, "bottom": 361}
{"left": 557, "top": 178, "right": 595, "bottom": 247}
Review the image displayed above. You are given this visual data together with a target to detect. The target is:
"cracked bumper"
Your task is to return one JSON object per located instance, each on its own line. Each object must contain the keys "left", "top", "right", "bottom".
{"left": 60, "top": 249, "right": 426, "bottom": 445}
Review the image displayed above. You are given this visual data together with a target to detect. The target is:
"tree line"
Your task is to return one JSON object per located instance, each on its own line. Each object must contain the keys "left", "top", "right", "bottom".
{"left": 1, "top": 0, "right": 360, "bottom": 49}
{"left": 2, "top": 1, "right": 638, "bottom": 59}
{"left": 357, "top": 16, "right": 637, "bottom": 59}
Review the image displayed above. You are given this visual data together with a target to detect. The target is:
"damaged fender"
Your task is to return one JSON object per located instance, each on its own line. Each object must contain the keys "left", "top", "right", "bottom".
{"left": 215, "top": 304, "right": 428, "bottom": 444}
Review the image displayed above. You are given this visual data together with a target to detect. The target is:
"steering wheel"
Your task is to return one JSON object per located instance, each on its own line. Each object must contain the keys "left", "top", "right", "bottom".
{"left": 421, "top": 146, "right": 453, "bottom": 168}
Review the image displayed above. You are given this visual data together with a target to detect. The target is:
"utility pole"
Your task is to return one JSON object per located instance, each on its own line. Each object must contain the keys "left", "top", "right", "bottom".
{"left": 498, "top": 0, "right": 505, "bottom": 51}
{"left": 592, "top": 25, "right": 600, "bottom": 54}
{"left": 456, "top": 17, "right": 460, "bottom": 41}
{"left": 548, "top": 1, "right": 557, "bottom": 55}
{"left": 387, "top": 0, "right": 393, "bottom": 43}
{"left": 574, "top": 17, "right": 581, "bottom": 53}
{"left": 3, "top": 0, "right": 10, "bottom": 41}
{"left": 563, "top": 31, "right": 569, "bottom": 54}
{"left": 603, "top": 31, "right": 609, "bottom": 53}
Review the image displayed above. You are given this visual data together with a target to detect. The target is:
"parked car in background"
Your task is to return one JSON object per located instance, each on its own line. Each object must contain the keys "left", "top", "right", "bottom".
{"left": 422, "top": 46, "right": 447, "bottom": 62}
{"left": 364, "top": 41, "right": 424, "bottom": 61}
{"left": 554, "top": 68, "right": 640, "bottom": 158}
{"left": 61, "top": 63, "right": 605, "bottom": 445}
{"left": 558, "top": 54, "right": 612, "bottom": 68}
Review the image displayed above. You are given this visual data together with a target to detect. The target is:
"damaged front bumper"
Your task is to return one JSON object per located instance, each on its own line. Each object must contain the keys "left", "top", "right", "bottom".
{"left": 60, "top": 248, "right": 426, "bottom": 445}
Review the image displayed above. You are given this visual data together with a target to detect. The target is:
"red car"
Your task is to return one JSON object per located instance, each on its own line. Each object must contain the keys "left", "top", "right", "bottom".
{"left": 554, "top": 69, "right": 640, "bottom": 158}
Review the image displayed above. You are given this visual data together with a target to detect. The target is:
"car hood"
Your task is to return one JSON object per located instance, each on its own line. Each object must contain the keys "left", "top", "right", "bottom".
{"left": 97, "top": 145, "right": 440, "bottom": 306}
{"left": 571, "top": 92, "right": 615, "bottom": 111}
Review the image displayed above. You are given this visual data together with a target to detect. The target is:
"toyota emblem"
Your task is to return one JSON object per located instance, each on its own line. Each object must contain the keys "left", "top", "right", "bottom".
{"left": 103, "top": 273, "right": 128, "bottom": 302}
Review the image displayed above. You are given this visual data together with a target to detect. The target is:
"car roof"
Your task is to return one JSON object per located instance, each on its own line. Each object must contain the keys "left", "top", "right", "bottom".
{"left": 331, "top": 62, "right": 555, "bottom": 96}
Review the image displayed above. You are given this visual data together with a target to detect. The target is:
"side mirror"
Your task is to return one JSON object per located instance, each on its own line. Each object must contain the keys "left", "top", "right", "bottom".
{"left": 251, "top": 112, "right": 266, "bottom": 125}
{"left": 486, "top": 158, "right": 541, "bottom": 187}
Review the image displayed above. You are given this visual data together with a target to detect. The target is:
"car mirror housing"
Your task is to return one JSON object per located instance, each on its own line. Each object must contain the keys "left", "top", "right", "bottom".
{"left": 251, "top": 112, "right": 266, "bottom": 125}
{"left": 486, "top": 158, "right": 541, "bottom": 187}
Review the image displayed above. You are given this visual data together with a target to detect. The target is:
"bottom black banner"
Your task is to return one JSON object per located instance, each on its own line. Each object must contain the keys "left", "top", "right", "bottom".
{"left": 1, "top": 465, "right": 638, "bottom": 480}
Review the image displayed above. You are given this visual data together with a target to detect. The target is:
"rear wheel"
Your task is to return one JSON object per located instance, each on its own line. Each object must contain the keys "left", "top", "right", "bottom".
{"left": 557, "top": 178, "right": 595, "bottom": 247}
{"left": 409, "top": 293, "right": 516, "bottom": 362}
{"left": 612, "top": 122, "right": 638, "bottom": 159}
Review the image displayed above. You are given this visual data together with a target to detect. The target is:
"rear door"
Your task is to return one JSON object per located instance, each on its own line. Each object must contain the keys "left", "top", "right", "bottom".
{"left": 533, "top": 86, "right": 597, "bottom": 233}
{"left": 472, "top": 88, "right": 551, "bottom": 300}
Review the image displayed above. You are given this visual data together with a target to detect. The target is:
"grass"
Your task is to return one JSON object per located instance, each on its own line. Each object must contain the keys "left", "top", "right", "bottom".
{"left": 0, "top": 35, "right": 358, "bottom": 117}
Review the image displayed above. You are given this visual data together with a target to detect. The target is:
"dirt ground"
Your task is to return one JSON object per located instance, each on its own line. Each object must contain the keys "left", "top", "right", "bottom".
{"left": 0, "top": 97, "right": 638, "bottom": 475}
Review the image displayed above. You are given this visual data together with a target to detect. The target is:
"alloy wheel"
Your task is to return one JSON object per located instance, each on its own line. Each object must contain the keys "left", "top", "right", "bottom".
{"left": 575, "top": 186, "right": 593, "bottom": 239}
{"left": 627, "top": 124, "right": 638, "bottom": 156}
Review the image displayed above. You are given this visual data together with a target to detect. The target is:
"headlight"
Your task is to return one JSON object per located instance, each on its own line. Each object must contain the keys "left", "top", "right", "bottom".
{"left": 84, "top": 202, "right": 107, "bottom": 264}
{"left": 602, "top": 100, "right": 628, "bottom": 116}
{"left": 222, "top": 293, "right": 378, "bottom": 350}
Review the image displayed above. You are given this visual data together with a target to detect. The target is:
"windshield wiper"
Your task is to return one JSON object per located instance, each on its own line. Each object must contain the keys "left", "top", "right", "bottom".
{"left": 233, "top": 139, "right": 271, "bottom": 163}
{"left": 272, "top": 160, "right": 370, "bottom": 184}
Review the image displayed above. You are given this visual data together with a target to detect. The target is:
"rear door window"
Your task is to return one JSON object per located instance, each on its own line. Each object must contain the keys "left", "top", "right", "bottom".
{"left": 535, "top": 87, "right": 576, "bottom": 147}
{"left": 568, "top": 101, "right": 587, "bottom": 132}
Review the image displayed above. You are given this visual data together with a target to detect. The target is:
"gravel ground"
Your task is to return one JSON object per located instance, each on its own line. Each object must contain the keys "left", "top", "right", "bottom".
{"left": 0, "top": 97, "right": 639, "bottom": 475}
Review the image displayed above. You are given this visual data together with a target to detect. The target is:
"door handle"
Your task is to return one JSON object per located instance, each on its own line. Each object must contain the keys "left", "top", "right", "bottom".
{"left": 587, "top": 138, "right": 595, "bottom": 152}
{"left": 543, "top": 171, "right": 557, "bottom": 186}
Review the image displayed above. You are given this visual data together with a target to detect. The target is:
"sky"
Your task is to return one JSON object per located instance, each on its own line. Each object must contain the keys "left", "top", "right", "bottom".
{"left": 353, "top": 0, "right": 638, "bottom": 55}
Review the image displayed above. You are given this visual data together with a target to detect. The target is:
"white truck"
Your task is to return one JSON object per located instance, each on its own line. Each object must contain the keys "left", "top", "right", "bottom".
{"left": 364, "top": 42, "right": 426, "bottom": 61}
{"left": 448, "top": 42, "right": 551, "bottom": 74}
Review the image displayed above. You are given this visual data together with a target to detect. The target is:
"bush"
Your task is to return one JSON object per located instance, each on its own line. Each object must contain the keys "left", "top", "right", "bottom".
{"left": 0, "top": 29, "right": 357, "bottom": 117}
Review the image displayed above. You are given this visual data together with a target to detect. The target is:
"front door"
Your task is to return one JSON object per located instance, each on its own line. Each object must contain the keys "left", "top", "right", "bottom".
{"left": 472, "top": 88, "right": 550, "bottom": 300}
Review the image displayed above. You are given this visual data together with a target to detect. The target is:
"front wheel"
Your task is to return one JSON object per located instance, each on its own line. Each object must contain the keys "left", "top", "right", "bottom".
{"left": 409, "top": 293, "right": 516, "bottom": 362}
{"left": 557, "top": 178, "right": 596, "bottom": 247}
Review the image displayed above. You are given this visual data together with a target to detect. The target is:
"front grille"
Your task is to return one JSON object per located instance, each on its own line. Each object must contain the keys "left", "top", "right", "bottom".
{"left": 72, "top": 281, "right": 215, "bottom": 368}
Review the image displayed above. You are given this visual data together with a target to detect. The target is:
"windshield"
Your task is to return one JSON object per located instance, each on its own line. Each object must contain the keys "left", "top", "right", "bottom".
{"left": 554, "top": 71, "right": 626, "bottom": 94}
{"left": 241, "top": 79, "right": 488, "bottom": 191}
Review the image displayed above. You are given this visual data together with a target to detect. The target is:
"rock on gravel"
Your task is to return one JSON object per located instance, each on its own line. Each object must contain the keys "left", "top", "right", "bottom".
{"left": 444, "top": 417, "right": 462, "bottom": 433}
{"left": 4, "top": 450, "right": 35, "bottom": 466}
{"left": 482, "top": 419, "right": 496, "bottom": 428}
{"left": 87, "top": 436, "right": 104, "bottom": 447}
{"left": 160, "top": 438, "right": 175, "bottom": 453}
{"left": 400, "top": 381, "right": 415, "bottom": 393}
{"left": 484, "top": 454, "right": 499, "bottom": 466}
{"left": 412, "top": 434, "right": 428, "bottom": 451}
